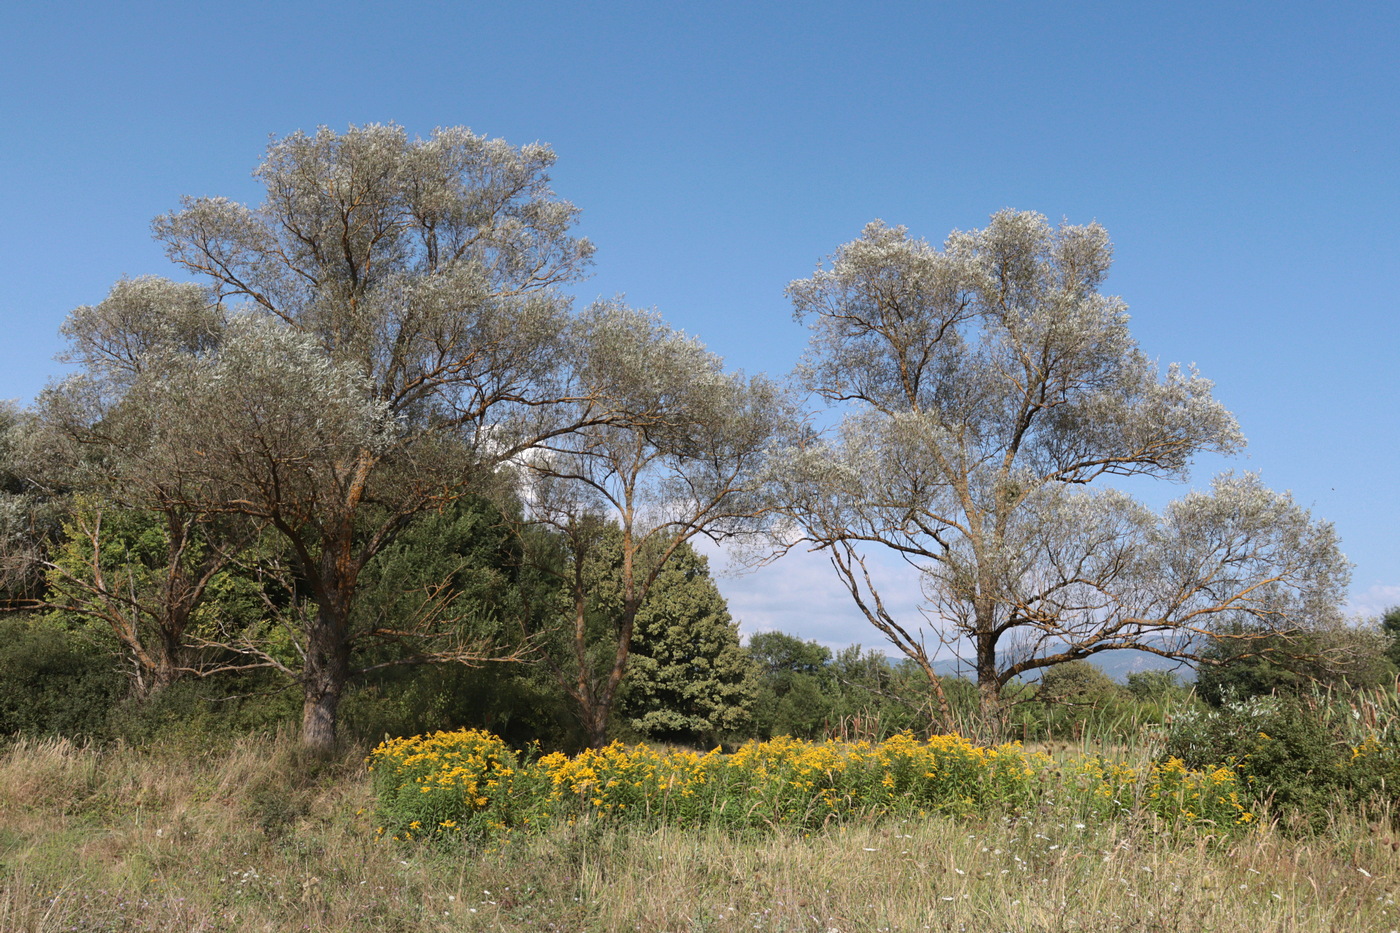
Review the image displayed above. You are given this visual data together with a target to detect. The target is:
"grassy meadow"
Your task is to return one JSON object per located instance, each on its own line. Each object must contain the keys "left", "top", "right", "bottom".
{"left": 1, "top": 729, "right": 1397, "bottom": 933}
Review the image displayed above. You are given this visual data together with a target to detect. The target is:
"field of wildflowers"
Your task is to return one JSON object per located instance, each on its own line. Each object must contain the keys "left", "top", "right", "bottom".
{"left": 368, "top": 729, "right": 1257, "bottom": 845}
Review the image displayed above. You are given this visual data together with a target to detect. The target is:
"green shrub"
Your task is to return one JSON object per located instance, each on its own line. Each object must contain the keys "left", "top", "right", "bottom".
{"left": 1163, "top": 692, "right": 1399, "bottom": 826}
{"left": 0, "top": 614, "right": 125, "bottom": 739}
{"left": 105, "top": 670, "right": 299, "bottom": 752}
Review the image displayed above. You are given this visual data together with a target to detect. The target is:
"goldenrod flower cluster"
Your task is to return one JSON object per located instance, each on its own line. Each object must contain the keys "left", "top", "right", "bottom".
{"left": 709, "top": 732, "right": 1049, "bottom": 825}
{"left": 1074, "top": 754, "right": 1253, "bottom": 826}
{"left": 369, "top": 729, "right": 1056, "bottom": 841}
{"left": 367, "top": 729, "right": 1261, "bottom": 844}
{"left": 368, "top": 729, "right": 524, "bottom": 841}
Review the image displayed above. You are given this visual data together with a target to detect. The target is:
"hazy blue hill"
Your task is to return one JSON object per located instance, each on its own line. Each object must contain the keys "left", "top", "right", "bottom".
{"left": 928, "top": 649, "right": 1195, "bottom": 684}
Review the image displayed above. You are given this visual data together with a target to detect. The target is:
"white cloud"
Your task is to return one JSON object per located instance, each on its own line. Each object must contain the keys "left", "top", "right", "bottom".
{"left": 693, "top": 538, "right": 957, "bottom": 658}
{"left": 1346, "top": 584, "right": 1400, "bottom": 620}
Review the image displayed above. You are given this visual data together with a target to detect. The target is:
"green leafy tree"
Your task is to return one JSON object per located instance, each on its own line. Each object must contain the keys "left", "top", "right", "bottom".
{"left": 1030, "top": 659, "right": 1129, "bottom": 739}
{"left": 826, "top": 646, "right": 933, "bottom": 740}
{"left": 777, "top": 211, "right": 1350, "bottom": 731}
{"left": 1381, "top": 606, "right": 1400, "bottom": 672}
{"left": 745, "top": 634, "right": 934, "bottom": 740}
{"left": 0, "top": 403, "right": 66, "bottom": 603}
{"left": 1196, "top": 622, "right": 1396, "bottom": 705}
{"left": 619, "top": 542, "right": 758, "bottom": 746}
{"left": 351, "top": 494, "right": 527, "bottom": 671}
{"left": 339, "top": 496, "right": 572, "bottom": 745}
{"left": 1038, "top": 660, "right": 1119, "bottom": 704}
{"left": 746, "top": 631, "right": 837, "bottom": 740}
{"left": 37, "top": 498, "right": 269, "bottom": 697}
{"left": 1124, "top": 669, "right": 1188, "bottom": 702}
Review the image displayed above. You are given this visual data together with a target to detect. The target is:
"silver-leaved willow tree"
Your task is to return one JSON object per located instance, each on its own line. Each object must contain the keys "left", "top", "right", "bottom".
{"left": 43, "top": 125, "right": 602, "bottom": 751}
{"left": 519, "top": 301, "right": 789, "bottom": 748}
{"left": 777, "top": 210, "right": 1349, "bottom": 730}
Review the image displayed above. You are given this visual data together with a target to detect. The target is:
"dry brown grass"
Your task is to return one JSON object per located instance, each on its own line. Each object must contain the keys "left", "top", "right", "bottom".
{"left": 0, "top": 734, "right": 1395, "bottom": 932}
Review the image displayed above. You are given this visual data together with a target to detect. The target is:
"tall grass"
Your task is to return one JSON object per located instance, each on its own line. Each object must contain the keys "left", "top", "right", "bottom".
{"left": 0, "top": 732, "right": 1396, "bottom": 932}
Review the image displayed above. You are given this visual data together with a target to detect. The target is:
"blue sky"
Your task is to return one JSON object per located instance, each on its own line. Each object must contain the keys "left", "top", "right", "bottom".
{"left": 2, "top": 1, "right": 1396, "bottom": 650}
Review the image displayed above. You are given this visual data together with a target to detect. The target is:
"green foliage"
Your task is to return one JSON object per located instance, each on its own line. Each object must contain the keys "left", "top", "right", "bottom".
{"left": 358, "top": 498, "right": 520, "bottom": 625}
{"left": 746, "top": 632, "right": 954, "bottom": 741}
{"left": 746, "top": 631, "right": 836, "bottom": 740}
{"left": 525, "top": 522, "right": 762, "bottom": 748}
{"left": 341, "top": 660, "right": 581, "bottom": 751}
{"left": 1126, "top": 669, "right": 1190, "bottom": 702}
{"left": 340, "top": 496, "right": 583, "bottom": 747}
{"left": 104, "top": 671, "right": 300, "bottom": 751}
{"left": 825, "top": 646, "right": 934, "bottom": 738}
{"left": 1197, "top": 623, "right": 1397, "bottom": 706}
{"left": 746, "top": 633, "right": 886, "bottom": 740}
{"left": 0, "top": 402, "right": 66, "bottom": 604}
{"left": 1381, "top": 606, "right": 1400, "bottom": 671}
{"left": 1039, "top": 660, "right": 1119, "bottom": 702}
{"left": 1164, "top": 690, "right": 1400, "bottom": 827}
{"left": 0, "top": 613, "right": 125, "bottom": 739}
{"left": 44, "top": 501, "right": 266, "bottom": 695}
{"left": 1027, "top": 660, "right": 1131, "bottom": 740}
{"left": 617, "top": 544, "right": 758, "bottom": 746}
{"left": 352, "top": 496, "right": 525, "bottom": 668}
{"left": 524, "top": 517, "right": 626, "bottom": 705}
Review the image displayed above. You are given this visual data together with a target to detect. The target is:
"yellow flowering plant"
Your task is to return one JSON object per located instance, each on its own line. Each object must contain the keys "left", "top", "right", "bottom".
{"left": 368, "top": 728, "right": 1262, "bottom": 845}
{"left": 1071, "top": 754, "right": 1253, "bottom": 828}
{"left": 368, "top": 729, "right": 535, "bottom": 841}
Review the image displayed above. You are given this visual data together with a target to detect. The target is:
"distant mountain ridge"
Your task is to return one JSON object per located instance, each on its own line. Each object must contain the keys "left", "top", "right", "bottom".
{"left": 928, "top": 648, "right": 1196, "bottom": 685}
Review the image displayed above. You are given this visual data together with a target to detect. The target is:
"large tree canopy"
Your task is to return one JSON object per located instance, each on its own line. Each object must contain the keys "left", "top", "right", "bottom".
{"left": 779, "top": 210, "right": 1350, "bottom": 726}
{"left": 42, "top": 124, "right": 598, "bottom": 750}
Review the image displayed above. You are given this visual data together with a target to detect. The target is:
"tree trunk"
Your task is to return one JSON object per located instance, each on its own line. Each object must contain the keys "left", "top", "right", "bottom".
{"left": 302, "top": 603, "right": 351, "bottom": 753}
{"left": 975, "top": 614, "right": 1004, "bottom": 742}
{"left": 149, "top": 656, "right": 180, "bottom": 697}
{"left": 584, "top": 699, "right": 612, "bottom": 750}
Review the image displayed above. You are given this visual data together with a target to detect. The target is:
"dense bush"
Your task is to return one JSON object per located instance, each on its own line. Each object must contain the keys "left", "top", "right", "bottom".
{"left": 0, "top": 614, "right": 125, "bottom": 739}
{"left": 342, "top": 661, "right": 581, "bottom": 751}
{"left": 105, "top": 671, "right": 300, "bottom": 751}
{"left": 1164, "top": 690, "right": 1400, "bottom": 826}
